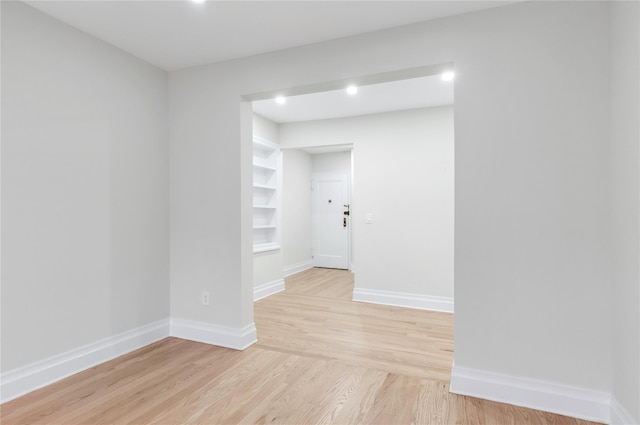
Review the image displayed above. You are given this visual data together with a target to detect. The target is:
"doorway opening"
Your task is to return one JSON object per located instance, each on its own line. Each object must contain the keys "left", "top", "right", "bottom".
{"left": 307, "top": 146, "right": 353, "bottom": 270}
{"left": 246, "top": 65, "right": 455, "bottom": 315}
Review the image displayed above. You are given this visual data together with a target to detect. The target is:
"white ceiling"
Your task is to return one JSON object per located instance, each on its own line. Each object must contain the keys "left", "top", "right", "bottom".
{"left": 253, "top": 74, "right": 453, "bottom": 123}
{"left": 25, "top": 0, "right": 520, "bottom": 71}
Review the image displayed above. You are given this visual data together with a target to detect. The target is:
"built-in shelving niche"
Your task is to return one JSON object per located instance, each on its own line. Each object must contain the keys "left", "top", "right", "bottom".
{"left": 253, "top": 136, "right": 280, "bottom": 253}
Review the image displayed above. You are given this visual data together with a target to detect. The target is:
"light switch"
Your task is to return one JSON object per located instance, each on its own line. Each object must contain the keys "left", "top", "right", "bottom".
{"left": 365, "top": 213, "right": 373, "bottom": 224}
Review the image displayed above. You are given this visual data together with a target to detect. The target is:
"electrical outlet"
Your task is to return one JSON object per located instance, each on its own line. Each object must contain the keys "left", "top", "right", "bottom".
{"left": 201, "top": 291, "right": 210, "bottom": 306}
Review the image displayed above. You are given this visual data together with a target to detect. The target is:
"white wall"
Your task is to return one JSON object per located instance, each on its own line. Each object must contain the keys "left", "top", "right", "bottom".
{"left": 281, "top": 107, "right": 454, "bottom": 299}
{"left": 252, "top": 114, "right": 283, "bottom": 291}
{"left": 281, "top": 149, "right": 312, "bottom": 270}
{"left": 610, "top": 1, "right": 640, "bottom": 422}
{"left": 1, "top": 2, "right": 169, "bottom": 372}
{"left": 312, "top": 151, "right": 352, "bottom": 174}
{"left": 169, "top": 0, "right": 615, "bottom": 399}
{"left": 253, "top": 113, "right": 278, "bottom": 145}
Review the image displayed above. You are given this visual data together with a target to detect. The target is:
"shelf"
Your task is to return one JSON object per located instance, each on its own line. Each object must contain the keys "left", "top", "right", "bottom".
{"left": 253, "top": 144, "right": 275, "bottom": 159}
{"left": 253, "top": 183, "right": 276, "bottom": 190}
{"left": 253, "top": 163, "right": 277, "bottom": 172}
{"left": 253, "top": 242, "right": 280, "bottom": 253}
{"left": 253, "top": 137, "right": 279, "bottom": 159}
{"left": 253, "top": 136, "right": 280, "bottom": 252}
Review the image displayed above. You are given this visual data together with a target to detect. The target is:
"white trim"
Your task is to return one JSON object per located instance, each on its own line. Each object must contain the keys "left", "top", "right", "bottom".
{"left": 610, "top": 396, "right": 638, "bottom": 425}
{"left": 170, "top": 318, "right": 257, "bottom": 351}
{"left": 299, "top": 143, "right": 353, "bottom": 155}
{"left": 253, "top": 135, "right": 280, "bottom": 152}
{"left": 352, "top": 288, "right": 454, "bottom": 313}
{"left": 0, "top": 317, "right": 259, "bottom": 404}
{"left": 283, "top": 259, "right": 313, "bottom": 277}
{"left": 254, "top": 278, "right": 285, "bottom": 301}
{"left": 0, "top": 319, "right": 170, "bottom": 403}
{"left": 253, "top": 242, "right": 280, "bottom": 253}
{"left": 450, "top": 364, "right": 611, "bottom": 424}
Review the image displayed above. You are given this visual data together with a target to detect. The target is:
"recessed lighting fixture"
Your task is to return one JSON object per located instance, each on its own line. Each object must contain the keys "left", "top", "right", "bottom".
{"left": 275, "top": 96, "right": 286, "bottom": 105}
{"left": 346, "top": 85, "right": 358, "bottom": 95}
{"left": 441, "top": 71, "right": 455, "bottom": 82}
{"left": 191, "top": 0, "right": 206, "bottom": 4}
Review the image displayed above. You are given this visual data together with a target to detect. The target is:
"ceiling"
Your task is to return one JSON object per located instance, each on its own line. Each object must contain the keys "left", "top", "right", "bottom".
{"left": 25, "top": 1, "right": 520, "bottom": 71}
{"left": 253, "top": 74, "right": 453, "bottom": 123}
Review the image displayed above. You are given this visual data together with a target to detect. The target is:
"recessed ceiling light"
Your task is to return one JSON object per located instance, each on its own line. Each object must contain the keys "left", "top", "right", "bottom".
{"left": 191, "top": 0, "right": 206, "bottom": 4}
{"left": 346, "top": 85, "right": 358, "bottom": 95}
{"left": 275, "top": 96, "right": 286, "bottom": 105}
{"left": 441, "top": 71, "right": 455, "bottom": 82}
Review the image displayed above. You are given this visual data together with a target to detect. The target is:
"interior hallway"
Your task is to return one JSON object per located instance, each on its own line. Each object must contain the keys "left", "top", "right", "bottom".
{"left": 1, "top": 269, "right": 598, "bottom": 424}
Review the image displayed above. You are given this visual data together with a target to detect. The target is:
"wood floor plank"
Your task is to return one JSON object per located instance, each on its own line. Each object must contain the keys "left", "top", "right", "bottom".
{"left": 414, "top": 379, "right": 451, "bottom": 425}
{"left": 330, "top": 367, "right": 390, "bottom": 425}
{"left": 254, "top": 269, "right": 454, "bottom": 382}
{"left": 1, "top": 268, "right": 600, "bottom": 425}
{"left": 136, "top": 347, "right": 285, "bottom": 425}
{"left": 361, "top": 373, "right": 422, "bottom": 425}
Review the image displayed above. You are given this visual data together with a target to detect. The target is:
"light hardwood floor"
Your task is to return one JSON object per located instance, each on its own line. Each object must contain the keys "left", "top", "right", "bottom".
{"left": 1, "top": 268, "right": 598, "bottom": 425}
{"left": 254, "top": 268, "right": 454, "bottom": 382}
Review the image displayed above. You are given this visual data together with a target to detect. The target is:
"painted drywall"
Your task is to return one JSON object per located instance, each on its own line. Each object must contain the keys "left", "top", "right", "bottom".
{"left": 253, "top": 250, "right": 283, "bottom": 289}
{"left": 312, "top": 151, "right": 352, "bottom": 174}
{"left": 253, "top": 113, "right": 278, "bottom": 146}
{"left": 281, "top": 149, "right": 312, "bottom": 270}
{"left": 281, "top": 107, "right": 454, "bottom": 298}
{"left": 1, "top": 2, "right": 169, "bottom": 372}
{"left": 610, "top": 1, "right": 640, "bottom": 422}
{"left": 169, "top": 0, "right": 615, "bottom": 396}
{"left": 252, "top": 114, "right": 283, "bottom": 290}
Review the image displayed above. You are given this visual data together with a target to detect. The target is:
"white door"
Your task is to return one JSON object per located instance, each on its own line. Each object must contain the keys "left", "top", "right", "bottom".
{"left": 312, "top": 173, "right": 350, "bottom": 269}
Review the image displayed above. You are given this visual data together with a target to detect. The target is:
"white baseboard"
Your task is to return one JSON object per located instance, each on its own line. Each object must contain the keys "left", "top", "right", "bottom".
{"left": 352, "top": 287, "right": 454, "bottom": 313}
{"left": 254, "top": 278, "right": 285, "bottom": 301}
{"left": 283, "top": 260, "right": 313, "bottom": 277}
{"left": 1, "top": 317, "right": 258, "bottom": 404}
{"left": 0, "top": 318, "right": 170, "bottom": 404}
{"left": 610, "top": 396, "right": 638, "bottom": 425}
{"left": 170, "top": 318, "right": 257, "bottom": 351}
{"left": 450, "top": 364, "right": 611, "bottom": 424}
